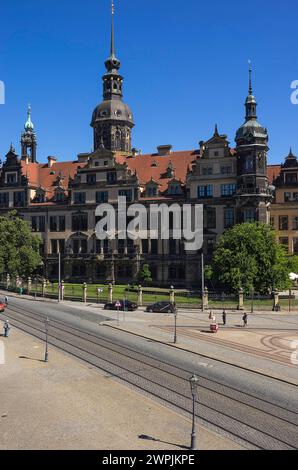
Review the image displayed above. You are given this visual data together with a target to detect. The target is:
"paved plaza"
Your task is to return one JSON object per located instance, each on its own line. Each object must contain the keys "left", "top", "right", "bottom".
{"left": 0, "top": 326, "right": 243, "bottom": 450}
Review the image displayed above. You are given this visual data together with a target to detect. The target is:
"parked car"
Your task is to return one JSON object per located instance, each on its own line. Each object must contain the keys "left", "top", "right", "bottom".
{"left": 146, "top": 301, "right": 177, "bottom": 313}
{"left": 0, "top": 302, "right": 6, "bottom": 313}
{"left": 104, "top": 300, "right": 138, "bottom": 311}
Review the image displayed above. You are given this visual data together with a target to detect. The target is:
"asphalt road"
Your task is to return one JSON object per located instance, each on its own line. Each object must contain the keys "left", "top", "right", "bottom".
{"left": 2, "top": 296, "right": 298, "bottom": 450}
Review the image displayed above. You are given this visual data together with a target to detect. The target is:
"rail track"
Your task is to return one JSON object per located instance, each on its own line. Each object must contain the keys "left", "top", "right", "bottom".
{"left": 3, "top": 303, "right": 298, "bottom": 450}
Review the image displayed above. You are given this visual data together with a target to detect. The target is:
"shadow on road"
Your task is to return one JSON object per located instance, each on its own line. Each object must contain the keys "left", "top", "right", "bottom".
{"left": 138, "top": 434, "right": 189, "bottom": 449}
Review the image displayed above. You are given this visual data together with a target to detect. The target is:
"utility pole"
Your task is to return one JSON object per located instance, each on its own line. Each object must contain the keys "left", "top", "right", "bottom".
{"left": 58, "top": 252, "right": 61, "bottom": 303}
{"left": 201, "top": 252, "right": 205, "bottom": 312}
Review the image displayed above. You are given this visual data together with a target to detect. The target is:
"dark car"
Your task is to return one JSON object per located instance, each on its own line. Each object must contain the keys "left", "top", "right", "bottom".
{"left": 0, "top": 302, "right": 6, "bottom": 313}
{"left": 146, "top": 301, "right": 177, "bottom": 314}
{"left": 104, "top": 300, "right": 138, "bottom": 311}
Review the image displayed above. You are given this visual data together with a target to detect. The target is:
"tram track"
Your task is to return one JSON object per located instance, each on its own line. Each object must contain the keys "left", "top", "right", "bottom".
{"left": 3, "top": 303, "right": 298, "bottom": 450}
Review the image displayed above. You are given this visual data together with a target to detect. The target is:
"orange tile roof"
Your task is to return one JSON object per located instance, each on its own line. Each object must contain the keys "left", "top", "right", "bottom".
{"left": 117, "top": 150, "right": 199, "bottom": 192}
{"left": 267, "top": 164, "right": 281, "bottom": 184}
{"left": 21, "top": 160, "right": 84, "bottom": 198}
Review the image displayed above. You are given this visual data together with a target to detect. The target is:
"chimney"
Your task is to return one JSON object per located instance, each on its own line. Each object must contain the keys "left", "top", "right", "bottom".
{"left": 157, "top": 145, "right": 173, "bottom": 156}
{"left": 47, "top": 156, "right": 57, "bottom": 168}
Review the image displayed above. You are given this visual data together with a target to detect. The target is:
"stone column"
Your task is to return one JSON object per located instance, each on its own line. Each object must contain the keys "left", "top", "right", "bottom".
{"left": 169, "top": 285, "right": 175, "bottom": 304}
{"left": 237, "top": 288, "right": 244, "bottom": 310}
{"left": 27, "top": 277, "right": 32, "bottom": 295}
{"left": 203, "top": 287, "right": 209, "bottom": 309}
{"left": 137, "top": 285, "right": 143, "bottom": 307}
{"left": 6, "top": 274, "right": 10, "bottom": 290}
{"left": 108, "top": 283, "right": 113, "bottom": 303}
{"left": 42, "top": 278, "right": 47, "bottom": 297}
{"left": 272, "top": 291, "right": 280, "bottom": 311}
{"left": 82, "top": 282, "right": 87, "bottom": 303}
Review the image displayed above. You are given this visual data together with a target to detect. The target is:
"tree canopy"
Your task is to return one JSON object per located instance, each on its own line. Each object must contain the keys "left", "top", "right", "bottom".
{"left": 137, "top": 264, "right": 152, "bottom": 286}
{"left": 0, "top": 212, "right": 42, "bottom": 279}
{"left": 206, "top": 222, "right": 292, "bottom": 294}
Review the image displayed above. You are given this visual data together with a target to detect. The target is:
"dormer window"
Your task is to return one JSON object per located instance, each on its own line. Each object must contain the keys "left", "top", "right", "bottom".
{"left": 34, "top": 188, "right": 46, "bottom": 203}
{"left": 5, "top": 172, "right": 17, "bottom": 184}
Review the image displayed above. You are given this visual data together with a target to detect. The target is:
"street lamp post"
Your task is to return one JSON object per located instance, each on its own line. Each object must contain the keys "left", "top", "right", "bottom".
{"left": 44, "top": 317, "right": 50, "bottom": 362}
{"left": 250, "top": 286, "right": 254, "bottom": 314}
{"left": 189, "top": 373, "right": 199, "bottom": 450}
{"left": 173, "top": 309, "right": 177, "bottom": 344}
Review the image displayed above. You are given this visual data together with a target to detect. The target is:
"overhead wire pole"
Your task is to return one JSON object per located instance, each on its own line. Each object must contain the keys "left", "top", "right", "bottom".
{"left": 58, "top": 252, "right": 61, "bottom": 303}
{"left": 201, "top": 252, "right": 205, "bottom": 312}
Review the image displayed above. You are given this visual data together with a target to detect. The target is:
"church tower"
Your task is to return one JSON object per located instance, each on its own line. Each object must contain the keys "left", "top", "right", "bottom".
{"left": 21, "top": 104, "right": 37, "bottom": 162}
{"left": 235, "top": 63, "right": 273, "bottom": 223}
{"left": 91, "top": 1, "right": 134, "bottom": 153}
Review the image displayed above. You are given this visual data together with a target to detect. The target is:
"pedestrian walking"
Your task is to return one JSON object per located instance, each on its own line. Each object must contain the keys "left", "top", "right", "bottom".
{"left": 209, "top": 310, "right": 212, "bottom": 320}
{"left": 222, "top": 309, "right": 227, "bottom": 325}
{"left": 242, "top": 313, "right": 248, "bottom": 327}
{"left": 3, "top": 320, "right": 10, "bottom": 337}
{"left": 4, "top": 295, "right": 8, "bottom": 305}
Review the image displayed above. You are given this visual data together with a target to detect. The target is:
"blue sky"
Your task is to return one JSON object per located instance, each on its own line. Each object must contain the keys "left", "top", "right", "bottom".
{"left": 0, "top": 0, "right": 297, "bottom": 164}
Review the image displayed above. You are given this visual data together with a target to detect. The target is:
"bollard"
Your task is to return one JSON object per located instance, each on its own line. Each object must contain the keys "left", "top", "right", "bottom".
{"left": 169, "top": 285, "right": 175, "bottom": 304}
{"left": 82, "top": 282, "right": 87, "bottom": 303}
{"left": 203, "top": 287, "right": 209, "bottom": 309}
{"left": 137, "top": 285, "right": 143, "bottom": 307}
{"left": 237, "top": 288, "right": 244, "bottom": 310}
{"left": 108, "top": 283, "right": 113, "bottom": 303}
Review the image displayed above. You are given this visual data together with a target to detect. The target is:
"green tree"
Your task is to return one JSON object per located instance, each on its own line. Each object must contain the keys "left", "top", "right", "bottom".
{"left": 208, "top": 222, "right": 291, "bottom": 294}
{"left": 0, "top": 212, "right": 42, "bottom": 278}
{"left": 137, "top": 264, "right": 152, "bottom": 286}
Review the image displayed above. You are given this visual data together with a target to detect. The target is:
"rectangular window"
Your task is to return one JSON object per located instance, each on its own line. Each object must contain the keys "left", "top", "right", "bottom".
{"left": 279, "top": 237, "right": 289, "bottom": 250}
{"left": 279, "top": 216, "right": 288, "bottom": 230}
{"left": 13, "top": 191, "right": 25, "bottom": 207}
{"left": 0, "top": 192, "right": 9, "bottom": 207}
{"left": 293, "top": 193, "right": 298, "bottom": 201}
{"left": 51, "top": 240, "right": 58, "bottom": 254}
{"left": 59, "top": 239, "right": 65, "bottom": 254}
{"left": 285, "top": 173, "right": 297, "bottom": 183}
{"left": 118, "top": 239, "right": 125, "bottom": 254}
{"left": 119, "top": 189, "right": 133, "bottom": 202}
{"left": 224, "top": 208, "right": 234, "bottom": 228}
{"left": 293, "top": 238, "right": 298, "bottom": 254}
{"left": 270, "top": 217, "right": 275, "bottom": 228}
{"left": 151, "top": 239, "right": 158, "bottom": 255}
{"left": 221, "top": 166, "right": 232, "bottom": 175}
{"left": 86, "top": 174, "right": 96, "bottom": 185}
{"left": 6, "top": 173, "right": 17, "bottom": 184}
{"left": 107, "top": 171, "right": 117, "bottom": 183}
{"left": 50, "top": 216, "right": 58, "bottom": 232}
{"left": 197, "top": 185, "right": 213, "bottom": 199}
{"left": 141, "top": 239, "right": 148, "bottom": 254}
{"left": 244, "top": 210, "right": 255, "bottom": 223}
{"left": 72, "top": 213, "right": 88, "bottom": 231}
{"left": 96, "top": 191, "right": 109, "bottom": 204}
{"left": 284, "top": 192, "right": 291, "bottom": 202}
{"left": 74, "top": 192, "right": 86, "bottom": 204}
{"left": 293, "top": 217, "right": 298, "bottom": 230}
{"left": 59, "top": 216, "right": 65, "bottom": 232}
{"left": 206, "top": 208, "right": 216, "bottom": 229}
{"left": 31, "top": 216, "right": 37, "bottom": 232}
{"left": 221, "top": 184, "right": 236, "bottom": 197}
{"left": 202, "top": 167, "right": 213, "bottom": 175}
{"left": 39, "top": 216, "right": 45, "bottom": 233}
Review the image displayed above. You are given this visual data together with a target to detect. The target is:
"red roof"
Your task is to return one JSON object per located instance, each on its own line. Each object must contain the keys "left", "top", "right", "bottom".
{"left": 267, "top": 164, "right": 281, "bottom": 184}
{"left": 21, "top": 160, "right": 84, "bottom": 198}
{"left": 117, "top": 150, "right": 199, "bottom": 192}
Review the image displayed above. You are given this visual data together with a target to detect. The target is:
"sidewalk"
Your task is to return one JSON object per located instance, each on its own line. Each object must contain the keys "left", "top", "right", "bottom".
{"left": 0, "top": 327, "right": 243, "bottom": 450}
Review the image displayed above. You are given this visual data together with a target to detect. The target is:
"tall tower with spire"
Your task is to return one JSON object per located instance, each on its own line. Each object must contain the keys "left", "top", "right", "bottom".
{"left": 21, "top": 104, "right": 37, "bottom": 162}
{"left": 235, "top": 63, "right": 273, "bottom": 223}
{"left": 91, "top": 1, "right": 134, "bottom": 153}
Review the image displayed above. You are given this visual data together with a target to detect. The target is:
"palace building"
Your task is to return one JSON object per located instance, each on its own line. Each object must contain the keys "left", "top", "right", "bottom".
{"left": 0, "top": 6, "right": 295, "bottom": 286}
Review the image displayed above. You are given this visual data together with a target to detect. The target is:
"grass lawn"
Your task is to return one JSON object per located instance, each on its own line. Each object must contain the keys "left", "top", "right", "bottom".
{"left": 5, "top": 281, "right": 298, "bottom": 310}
